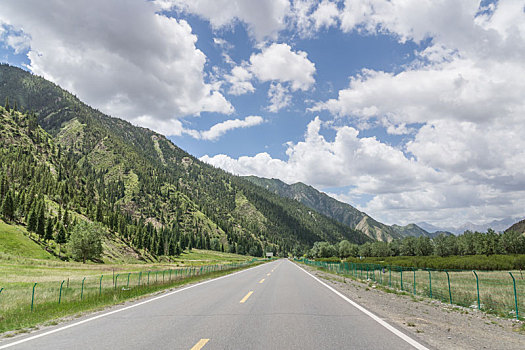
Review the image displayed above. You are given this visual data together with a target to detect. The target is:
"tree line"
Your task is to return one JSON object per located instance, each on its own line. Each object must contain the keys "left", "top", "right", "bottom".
{"left": 306, "top": 229, "right": 525, "bottom": 259}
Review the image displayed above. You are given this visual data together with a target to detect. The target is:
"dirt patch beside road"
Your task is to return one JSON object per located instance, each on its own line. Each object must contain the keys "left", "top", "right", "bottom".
{"left": 299, "top": 263, "right": 524, "bottom": 350}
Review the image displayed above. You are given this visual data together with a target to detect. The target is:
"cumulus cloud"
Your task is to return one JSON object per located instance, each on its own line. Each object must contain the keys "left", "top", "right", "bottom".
{"left": 0, "top": 0, "right": 233, "bottom": 136}
{"left": 199, "top": 116, "right": 264, "bottom": 141}
{"left": 224, "top": 42, "right": 316, "bottom": 111}
{"left": 156, "top": 0, "right": 290, "bottom": 41}
{"left": 202, "top": 116, "right": 440, "bottom": 189}
{"left": 249, "top": 43, "right": 316, "bottom": 91}
{"left": 304, "top": 0, "right": 525, "bottom": 225}
{"left": 202, "top": 114, "right": 525, "bottom": 226}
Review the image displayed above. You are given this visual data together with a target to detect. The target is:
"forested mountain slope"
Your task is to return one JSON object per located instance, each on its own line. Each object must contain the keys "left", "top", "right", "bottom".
{"left": 244, "top": 176, "right": 438, "bottom": 242}
{"left": 0, "top": 64, "right": 370, "bottom": 260}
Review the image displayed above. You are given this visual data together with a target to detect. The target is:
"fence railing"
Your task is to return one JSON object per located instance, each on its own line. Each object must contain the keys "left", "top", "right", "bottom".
{"left": 295, "top": 258, "right": 523, "bottom": 320}
{"left": 0, "top": 259, "right": 260, "bottom": 315}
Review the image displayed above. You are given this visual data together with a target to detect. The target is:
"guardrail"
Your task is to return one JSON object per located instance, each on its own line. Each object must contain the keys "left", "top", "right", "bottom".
{"left": 295, "top": 258, "right": 522, "bottom": 320}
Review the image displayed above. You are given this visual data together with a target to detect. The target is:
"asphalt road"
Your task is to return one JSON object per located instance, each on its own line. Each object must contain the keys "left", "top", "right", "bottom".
{"left": 0, "top": 259, "right": 430, "bottom": 349}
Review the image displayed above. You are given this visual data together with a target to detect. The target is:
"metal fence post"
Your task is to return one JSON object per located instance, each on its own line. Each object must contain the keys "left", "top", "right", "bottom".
{"left": 99, "top": 275, "right": 103, "bottom": 296}
{"left": 148, "top": 271, "right": 150, "bottom": 286}
{"left": 127, "top": 273, "right": 131, "bottom": 288}
{"left": 509, "top": 272, "right": 519, "bottom": 320}
{"left": 115, "top": 274, "right": 120, "bottom": 290}
{"left": 400, "top": 269, "right": 403, "bottom": 291}
{"left": 31, "top": 282, "right": 37, "bottom": 312}
{"left": 413, "top": 268, "right": 416, "bottom": 295}
{"left": 473, "top": 271, "right": 480, "bottom": 310}
{"left": 389, "top": 266, "right": 391, "bottom": 287}
{"left": 58, "top": 280, "right": 65, "bottom": 304}
{"left": 427, "top": 270, "right": 432, "bottom": 298}
{"left": 81, "top": 277, "right": 86, "bottom": 300}
{"left": 445, "top": 270, "right": 452, "bottom": 304}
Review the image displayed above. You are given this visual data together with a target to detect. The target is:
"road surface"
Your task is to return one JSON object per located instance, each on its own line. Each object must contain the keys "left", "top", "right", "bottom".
{"left": 0, "top": 259, "right": 430, "bottom": 349}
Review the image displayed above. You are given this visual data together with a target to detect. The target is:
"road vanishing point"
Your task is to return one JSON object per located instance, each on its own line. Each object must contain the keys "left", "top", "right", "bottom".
{"left": 0, "top": 260, "right": 431, "bottom": 349}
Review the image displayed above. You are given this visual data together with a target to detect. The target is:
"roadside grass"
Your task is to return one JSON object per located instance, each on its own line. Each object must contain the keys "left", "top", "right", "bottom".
{"left": 298, "top": 260, "right": 524, "bottom": 320}
{"left": 0, "top": 259, "right": 266, "bottom": 334}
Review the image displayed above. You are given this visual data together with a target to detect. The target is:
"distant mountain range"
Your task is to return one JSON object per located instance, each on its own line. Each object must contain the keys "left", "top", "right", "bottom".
{"left": 418, "top": 217, "right": 523, "bottom": 235}
{"left": 244, "top": 176, "right": 447, "bottom": 241}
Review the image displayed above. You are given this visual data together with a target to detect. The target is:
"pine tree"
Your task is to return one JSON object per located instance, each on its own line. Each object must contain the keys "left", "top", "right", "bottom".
{"left": 1, "top": 190, "right": 14, "bottom": 222}
{"left": 36, "top": 205, "right": 46, "bottom": 240}
{"left": 4, "top": 96, "right": 9, "bottom": 111}
{"left": 0, "top": 176, "right": 8, "bottom": 200}
{"left": 55, "top": 222, "right": 67, "bottom": 258}
{"left": 96, "top": 198, "right": 103, "bottom": 223}
{"left": 44, "top": 218, "right": 53, "bottom": 241}
{"left": 27, "top": 206, "right": 37, "bottom": 232}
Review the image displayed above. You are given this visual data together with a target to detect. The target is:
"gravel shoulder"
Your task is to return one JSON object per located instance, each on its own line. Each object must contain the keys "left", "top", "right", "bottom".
{"left": 298, "top": 262, "right": 524, "bottom": 350}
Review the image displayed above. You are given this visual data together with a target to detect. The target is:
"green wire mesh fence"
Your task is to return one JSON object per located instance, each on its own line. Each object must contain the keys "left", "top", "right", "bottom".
{"left": 0, "top": 259, "right": 260, "bottom": 315}
{"left": 296, "top": 258, "right": 522, "bottom": 320}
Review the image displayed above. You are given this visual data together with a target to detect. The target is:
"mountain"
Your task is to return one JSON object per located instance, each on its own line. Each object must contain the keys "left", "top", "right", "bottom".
{"left": 418, "top": 217, "right": 522, "bottom": 235}
{"left": 0, "top": 64, "right": 371, "bottom": 260}
{"left": 244, "top": 176, "right": 435, "bottom": 241}
{"left": 389, "top": 224, "right": 448, "bottom": 238}
{"left": 505, "top": 219, "right": 525, "bottom": 234}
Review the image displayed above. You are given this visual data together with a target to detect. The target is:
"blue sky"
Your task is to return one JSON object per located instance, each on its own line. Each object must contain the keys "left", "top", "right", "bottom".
{"left": 1, "top": 0, "right": 524, "bottom": 228}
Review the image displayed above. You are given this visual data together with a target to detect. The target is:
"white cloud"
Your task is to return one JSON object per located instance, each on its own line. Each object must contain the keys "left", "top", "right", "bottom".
{"left": 0, "top": 0, "right": 233, "bottom": 136}
{"left": 137, "top": 114, "right": 264, "bottom": 141}
{"left": 225, "top": 66, "right": 254, "bottom": 95}
{"left": 202, "top": 115, "right": 525, "bottom": 226}
{"left": 290, "top": 0, "right": 340, "bottom": 37}
{"left": 199, "top": 116, "right": 264, "bottom": 141}
{"left": 312, "top": 0, "right": 340, "bottom": 30}
{"left": 304, "top": 0, "right": 525, "bottom": 225}
{"left": 267, "top": 83, "right": 292, "bottom": 112}
{"left": 0, "top": 24, "right": 30, "bottom": 53}
{"left": 249, "top": 43, "right": 316, "bottom": 91}
{"left": 224, "top": 43, "right": 316, "bottom": 109}
{"left": 202, "top": 116, "right": 440, "bottom": 189}
{"left": 157, "top": 0, "right": 290, "bottom": 41}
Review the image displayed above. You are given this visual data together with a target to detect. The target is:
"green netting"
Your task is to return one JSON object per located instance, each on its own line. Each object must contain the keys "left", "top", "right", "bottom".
{"left": 297, "top": 258, "right": 522, "bottom": 320}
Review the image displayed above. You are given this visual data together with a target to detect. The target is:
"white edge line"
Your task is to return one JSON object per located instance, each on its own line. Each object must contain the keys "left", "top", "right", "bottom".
{"left": 290, "top": 260, "right": 430, "bottom": 350}
{"left": 0, "top": 261, "right": 273, "bottom": 349}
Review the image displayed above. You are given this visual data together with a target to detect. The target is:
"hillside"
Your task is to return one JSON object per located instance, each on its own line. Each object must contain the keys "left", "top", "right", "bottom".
{"left": 505, "top": 219, "right": 525, "bottom": 235}
{"left": 0, "top": 64, "right": 370, "bottom": 260}
{"left": 244, "top": 176, "right": 437, "bottom": 242}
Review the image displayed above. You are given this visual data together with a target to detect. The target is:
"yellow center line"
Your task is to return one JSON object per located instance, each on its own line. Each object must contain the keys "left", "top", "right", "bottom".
{"left": 190, "top": 338, "right": 209, "bottom": 350}
{"left": 240, "top": 291, "right": 253, "bottom": 303}
{"left": 259, "top": 278, "right": 265, "bottom": 283}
